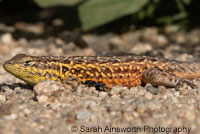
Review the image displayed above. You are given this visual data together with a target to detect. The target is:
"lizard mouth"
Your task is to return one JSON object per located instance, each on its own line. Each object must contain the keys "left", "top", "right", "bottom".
{"left": 3, "top": 62, "right": 12, "bottom": 74}
{"left": 3, "top": 60, "right": 11, "bottom": 70}
{"left": 3, "top": 63, "right": 33, "bottom": 84}
{"left": 3, "top": 63, "right": 23, "bottom": 78}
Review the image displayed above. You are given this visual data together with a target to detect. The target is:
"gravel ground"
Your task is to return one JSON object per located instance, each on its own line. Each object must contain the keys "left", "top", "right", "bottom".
{"left": 1, "top": 23, "right": 200, "bottom": 134}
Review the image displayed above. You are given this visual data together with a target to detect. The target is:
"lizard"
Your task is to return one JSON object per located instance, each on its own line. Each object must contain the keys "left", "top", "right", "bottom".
{"left": 3, "top": 54, "right": 199, "bottom": 90}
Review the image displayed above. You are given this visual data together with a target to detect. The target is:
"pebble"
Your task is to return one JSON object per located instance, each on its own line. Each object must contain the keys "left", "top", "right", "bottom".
{"left": 52, "top": 19, "right": 64, "bottom": 26}
{"left": 165, "top": 25, "right": 179, "bottom": 33}
{"left": 130, "top": 42, "right": 152, "bottom": 54}
{"left": 0, "top": 103, "right": 19, "bottom": 116}
{"left": 83, "top": 100, "right": 97, "bottom": 108}
{"left": 1, "top": 33, "right": 14, "bottom": 44}
{"left": 1, "top": 86, "right": 14, "bottom": 94}
{"left": 144, "top": 92, "right": 154, "bottom": 100}
{"left": 0, "top": 75, "right": 8, "bottom": 83}
{"left": 158, "top": 86, "right": 167, "bottom": 95}
{"left": 9, "top": 113, "right": 17, "bottom": 120}
{"left": 23, "top": 108, "right": 31, "bottom": 115}
{"left": 174, "top": 91, "right": 180, "bottom": 97}
{"left": 34, "top": 80, "right": 66, "bottom": 102}
{"left": 180, "top": 106, "right": 196, "bottom": 121}
{"left": 37, "top": 95, "right": 48, "bottom": 103}
{"left": 76, "top": 109, "right": 91, "bottom": 120}
{"left": 99, "top": 91, "right": 108, "bottom": 98}
{"left": 111, "top": 86, "right": 126, "bottom": 95}
{"left": 0, "top": 94, "right": 6, "bottom": 102}
{"left": 176, "top": 33, "right": 186, "bottom": 43}
{"left": 156, "top": 34, "right": 168, "bottom": 46}
{"left": 34, "top": 80, "right": 65, "bottom": 96}
{"left": 111, "top": 95, "right": 121, "bottom": 100}
{"left": 145, "top": 84, "right": 159, "bottom": 95}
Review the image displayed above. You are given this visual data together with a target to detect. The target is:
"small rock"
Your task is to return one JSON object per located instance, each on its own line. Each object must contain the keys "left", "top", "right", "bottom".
{"left": 37, "top": 95, "right": 48, "bottom": 103}
{"left": 179, "top": 106, "right": 196, "bottom": 121}
{"left": 111, "top": 86, "right": 127, "bottom": 95}
{"left": 83, "top": 100, "right": 97, "bottom": 108}
{"left": 81, "top": 48, "right": 95, "bottom": 56}
{"left": 158, "top": 85, "right": 167, "bottom": 95}
{"left": 23, "top": 108, "right": 31, "bottom": 116}
{"left": 1, "top": 86, "right": 14, "bottom": 94}
{"left": 145, "top": 84, "right": 159, "bottom": 95}
{"left": 174, "top": 91, "right": 180, "bottom": 97}
{"left": 34, "top": 80, "right": 65, "bottom": 96}
{"left": 64, "top": 111, "right": 76, "bottom": 123}
{"left": 156, "top": 34, "right": 168, "bottom": 46}
{"left": 176, "top": 33, "right": 186, "bottom": 43}
{"left": 137, "top": 87, "right": 147, "bottom": 96}
{"left": 0, "top": 75, "right": 8, "bottom": 83}
{"left": 76, "top": 109, "right": 91, "bottom": 120}
{"left": 129, "top": 86, "right": 146, "bottom": 98}
{"left": 1, "top": 33, "right": 14, "bottom": 44}
{"left": 52, "top": 19, "right": 64, "bottom": 26}
{"left": 165, "top": 25, "right": 179, "bottom": 34}
{"left": 0, "top": 103, "right": 19, "bottom": 116}
{"left": 144, "top": 92, "right": 154, "bottom": 100}
{"left": 18, "top": 38, "right": 28, "bottom": 46}
{"left": 176, "top": 53, "right": 193, "bottom": 61}
{"left": 0, "top": 94, "right": 6, "bottom": 102}
{"left": 99, "top": 91, "right": 108, "bottom": 98}
{"left": 111, "top": 95, "right": 121, "bottom": 100}
{"left": 129, "top": 87, "right": 140, "bottom": 94}
{"left": 34, "top": 80, "right": 66, "bottom": 102}
{"left": 123, "top": 112, "right": 133, "bottom": 121}
{"left": 10, "top": 113, "right": 17, "bottom": 120}
{"left": 130, "top": 43, "right": 152, "bottom": 55}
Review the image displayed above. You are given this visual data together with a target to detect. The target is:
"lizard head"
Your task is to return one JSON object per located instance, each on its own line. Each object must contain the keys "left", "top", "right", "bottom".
{"left": 3, "top": 54, "right": 37, "bottom": 85}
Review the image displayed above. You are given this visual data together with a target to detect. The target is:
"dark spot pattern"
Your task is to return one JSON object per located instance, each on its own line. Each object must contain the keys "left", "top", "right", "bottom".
{"left": 62, "top": 66, "right": 69, "bottom": 74}
{"left": 138, "top": 57, "right": 145, "bottom": 62}
{"left": 150, "top": 58, "right": 158, "bottom": 62}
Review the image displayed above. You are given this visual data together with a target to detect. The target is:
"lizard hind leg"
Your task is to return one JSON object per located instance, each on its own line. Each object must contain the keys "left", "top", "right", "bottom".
{"left": 142, "top": 68, "right": 180, "bottom": 87}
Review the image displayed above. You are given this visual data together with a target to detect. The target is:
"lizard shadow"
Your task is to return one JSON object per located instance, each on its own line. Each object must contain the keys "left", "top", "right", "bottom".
{"left": 84, "top": 80, "right": 111, "bottom": 91}
{"left": 0, "top": 83, "right": 33, "bottom": 91}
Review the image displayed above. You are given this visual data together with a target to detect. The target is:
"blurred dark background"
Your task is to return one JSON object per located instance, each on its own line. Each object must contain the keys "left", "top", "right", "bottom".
{"left": 0, "top": 0, "right": 199, "bottom": 34}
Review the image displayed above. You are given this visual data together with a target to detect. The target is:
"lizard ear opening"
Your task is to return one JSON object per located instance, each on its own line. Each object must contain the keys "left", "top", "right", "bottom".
{"left": 24, "top": 60, "right": 31, "bottom": 67}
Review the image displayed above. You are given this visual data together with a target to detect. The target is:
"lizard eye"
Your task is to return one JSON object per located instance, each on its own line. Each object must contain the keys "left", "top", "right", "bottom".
{"left": 24, "top": 60, "right": 31, "bottom": 67}
{"left": 7, "top": 61, "right": 12, "bottom": 64}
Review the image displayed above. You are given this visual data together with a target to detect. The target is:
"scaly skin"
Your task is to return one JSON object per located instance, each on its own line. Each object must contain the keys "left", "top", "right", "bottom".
{"left": 3, "top": 54, "right": 200, "bottom": 89}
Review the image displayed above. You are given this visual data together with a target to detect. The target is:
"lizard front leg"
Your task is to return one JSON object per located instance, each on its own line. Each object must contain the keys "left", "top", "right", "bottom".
{"left": 142, "top": 68, "right": 195, "bottom": 88}
{"left": 62, "top": 76, "right": 81, "bottom": 91}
